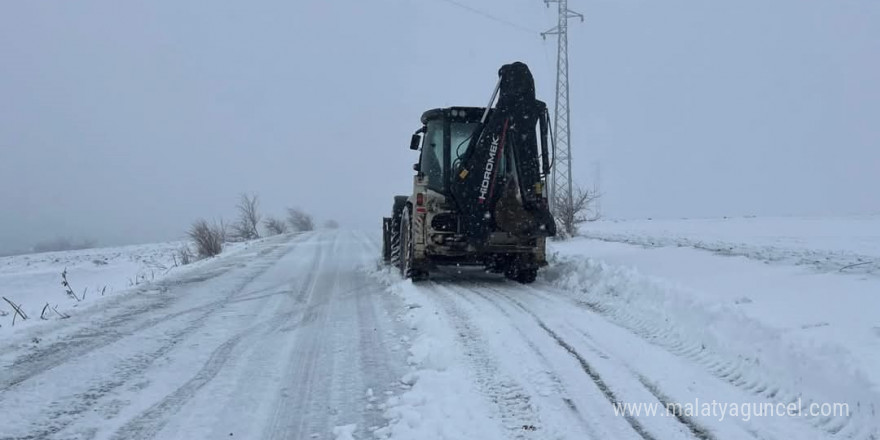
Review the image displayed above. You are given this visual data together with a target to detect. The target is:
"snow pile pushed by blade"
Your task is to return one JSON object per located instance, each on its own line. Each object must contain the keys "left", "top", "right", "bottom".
{"left": 543, "top": 240, "right": 880, "bottom": 438}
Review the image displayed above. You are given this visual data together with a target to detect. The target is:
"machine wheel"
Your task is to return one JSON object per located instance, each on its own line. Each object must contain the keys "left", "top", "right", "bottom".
{"left": 389, "top": 197, "right": 407, "bottom": 268}
{"left": 382, "top": 218, "right": 392, "bottom": 262}
{"left": 504, "top": 266, "right": 537, "bottom": 284}
{"left": 389, "top": 216, "right": 402, "bottom": 268}
{"left": 399, "top": 208, "right": 412, "bottom": 278}
{"left": 514, "top": 268, "right": 537, "bottom": 284}
{"left": 503, "top": 267, "right": 517, "bottom": 281}
{"left": 399, "top": 207, "right": 427, "bottom": 281}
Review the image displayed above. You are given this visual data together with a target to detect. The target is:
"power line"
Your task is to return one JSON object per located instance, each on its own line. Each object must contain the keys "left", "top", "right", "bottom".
{"left": 433, "top": 0, "right": 538, "bottom": 34}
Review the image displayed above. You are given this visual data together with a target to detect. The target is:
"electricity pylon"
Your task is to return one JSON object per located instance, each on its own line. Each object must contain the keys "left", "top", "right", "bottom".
{"left": 541, "top": 0, "right": 582, "bottom": 215}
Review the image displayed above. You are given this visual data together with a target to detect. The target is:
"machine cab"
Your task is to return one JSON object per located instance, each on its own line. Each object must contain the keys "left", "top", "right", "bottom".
{"left": 411, "top": 107, "right": 508, "bottom": 196}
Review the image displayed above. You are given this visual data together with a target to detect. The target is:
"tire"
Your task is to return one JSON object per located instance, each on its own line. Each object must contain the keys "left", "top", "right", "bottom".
{"left": 389, "top": 216, "right": 401, "bottom": 268}
{"left": 504, "top": 265, "right": 537, "bottom": 284}
{"left": 399, "top": 207, "right": 427, "bottom": 281}
{"left": 389, "top": 197, "right": 407, "bottom": 268}
{"left": 515, "top": 268, "right": 537, "bottom": 284}
{"left": 399, "top": 208, "right": 412, "bottom": 278}
{"left": 503, "top": 266, "right": 519, "bottom": 281}
{"left": 382, "top": 218, "right": 392, "bottom": 262}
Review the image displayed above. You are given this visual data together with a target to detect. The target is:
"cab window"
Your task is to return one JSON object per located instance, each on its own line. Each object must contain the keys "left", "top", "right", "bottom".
{"left": 420, "top": 120, "right": 444, "bottom": 191}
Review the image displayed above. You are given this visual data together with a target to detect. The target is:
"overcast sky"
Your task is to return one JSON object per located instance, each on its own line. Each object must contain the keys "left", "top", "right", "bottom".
{"left": 1, "top": 0, "right": 878, "bottom": 252}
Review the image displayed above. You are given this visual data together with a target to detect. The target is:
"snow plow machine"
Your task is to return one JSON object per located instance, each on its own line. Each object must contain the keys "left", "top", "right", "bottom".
{"left": 382, "top": 62, "right": 556, "bottom": 283}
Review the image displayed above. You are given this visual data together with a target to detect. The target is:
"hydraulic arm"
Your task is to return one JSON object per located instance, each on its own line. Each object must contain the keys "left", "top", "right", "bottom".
{"left": 450, "top": 62, "right": 556, "bottom": 245}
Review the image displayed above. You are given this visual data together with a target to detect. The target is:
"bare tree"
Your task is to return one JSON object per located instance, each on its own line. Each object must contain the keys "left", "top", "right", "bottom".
{"left": 287, "top": 208, "right": 314, "bottom": 232}
{"left": 264, "top": 216, "right": 289, "bottom": 235}
{"left": 323, "top": 220, "right": 339, "bottom": 229}
{"left": 230, "top": 193, "right": 261, "bottom": 241}
{"left": 188, "top": 219, "right": 225, "bottom": 258}
{"left": 554, "top": 184, "right": 601, "bottom": 238}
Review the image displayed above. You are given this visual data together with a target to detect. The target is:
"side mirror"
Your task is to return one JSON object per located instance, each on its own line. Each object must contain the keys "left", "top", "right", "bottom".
{"left": 410, "top": 134, "right": 421, "bottom": 150}
{"left": 413, "top": 163, "right": 421, "bottom": 172}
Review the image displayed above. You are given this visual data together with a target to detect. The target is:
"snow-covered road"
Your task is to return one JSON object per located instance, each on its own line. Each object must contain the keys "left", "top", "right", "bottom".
{"left": 1, "top": 229, "right": 876, "bottom": 439}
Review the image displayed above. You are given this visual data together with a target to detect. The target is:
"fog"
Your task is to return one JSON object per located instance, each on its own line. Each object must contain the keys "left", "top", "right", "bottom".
{"left": 1, "top": 0, "right": 878, "bottom": 253}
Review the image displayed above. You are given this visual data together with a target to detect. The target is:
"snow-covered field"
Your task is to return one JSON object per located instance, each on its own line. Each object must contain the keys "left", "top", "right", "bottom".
{"left": 563, "top": 217, "right": 880, "bottom": 399}
{"left": 0, "top": 239, "right": 264, "bottom": 334}
{"left": 0, "top": 219, "right": 877, "bottom": 439}
{"left": 581, "top": 215, "right": 880, "bottom": 275}
{"left": 0, "top": 241, "right": 188, "bottom": 332}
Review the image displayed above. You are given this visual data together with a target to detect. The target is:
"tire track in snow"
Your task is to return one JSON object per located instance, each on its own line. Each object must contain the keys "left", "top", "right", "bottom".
{"left": 491, "top": 287, "right": 716, "bottom": 440}
{"left": 110, "top": 237, "right": 325, "bottom": 440}
{"left": 428, "top": 282, "right": 544, "bottom": 440}
{"left": 637, "top": 376, "right": 719, "bottom": 440}
{"left": 1, "top": 239, "right": 302, "bottom": 439}
{"left": 110, "top": 309, "right": 305, "bottom": 440}
{"left": 472, "top": 286, "right": 659, "bottom": 440}
{"left": 263, "top": 234, "right": 340, "bottom": 440}
{"left": 448, "top": 277, "right": 718, "bottom": 440}
{"left": 265, "top": 230, "right": 401, "bottom": 440}
{"left": 0, "top": 241, "right": 293, "bottom": 390}
{"left": 109, "top": 332, "right": 247, "bottom": 440}
{"left": 520, "top": 285, "right": 858, "bottom": 437}
{"left": 351, "top": 231, "right": 410, "bottom": 435}
{"left": 442, "top": 283, "right": 604, "bottom": 439}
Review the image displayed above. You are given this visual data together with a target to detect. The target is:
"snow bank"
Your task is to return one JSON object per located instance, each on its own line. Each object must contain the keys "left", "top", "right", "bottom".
{"left": 543, "top": 245, "right": 880, "bottom": 436}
